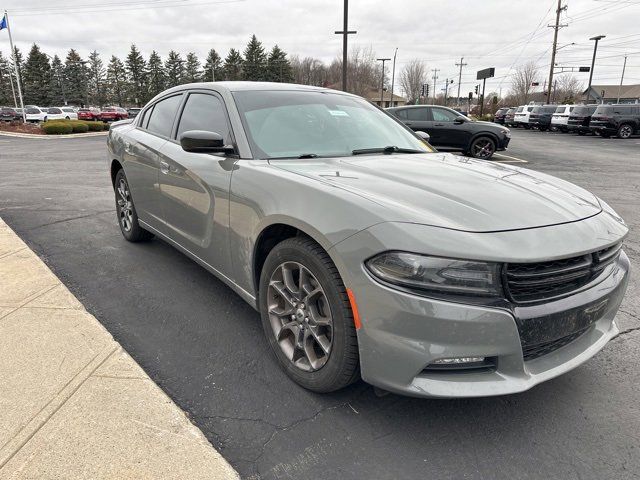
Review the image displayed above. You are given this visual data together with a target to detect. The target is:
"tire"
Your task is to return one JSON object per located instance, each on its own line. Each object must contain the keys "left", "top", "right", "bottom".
{"left": 259, "top": 236, "right": 360, "bottom": 393}
{"left": 113, "top": 169, "right": 154, "bottom": 242}
{"left": 617, "top": 124, "right": 634, "bottom": 139}
{"left": 578, "top": 131, "right": 586, "bottom": 136}
{"left": 539, "top": 126, "right": 548, "bottom": 132}
{"left": 524, "top": 124, "right": 532, "bottom": 130}
{"left": 468, "top": 136, "right": 496, "bottom": 160}
{"left": 65, "top": 116, "right": 70, "bottom": 120}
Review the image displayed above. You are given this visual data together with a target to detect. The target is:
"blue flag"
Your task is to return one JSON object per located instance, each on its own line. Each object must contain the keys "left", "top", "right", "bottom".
{"left": 0, "top": 15, "right": 6, "bottom": 31}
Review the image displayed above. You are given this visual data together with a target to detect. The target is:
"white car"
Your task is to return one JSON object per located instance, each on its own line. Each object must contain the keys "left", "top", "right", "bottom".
{"left": 25, "top": 106, "right": 48, "bottom": 122}
{"left": 551, "top": 104, "right": 575, "bottom": 132}
{"left": 513, "top": 105, "right": 535, "bottom": 129}
{"left": 47, "top": 107, "right": 78, "bottom": 120}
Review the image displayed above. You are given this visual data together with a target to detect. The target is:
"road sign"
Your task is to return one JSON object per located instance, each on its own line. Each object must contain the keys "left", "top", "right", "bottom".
{"left": 579, "top": 66, "right": 591, "bottom": 72}
{"left": 476, "top": 67, "right": 495, "bottom": 80}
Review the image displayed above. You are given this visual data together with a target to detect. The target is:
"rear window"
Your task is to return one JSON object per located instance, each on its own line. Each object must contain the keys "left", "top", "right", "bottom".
{"left": 49, "top": 108, "right": 62, "bottom": 114}
{"left": 78, "top": 109, "right": 89, "bottom": 112}
{"left": 516, "top": 106, "right": 524, "bottom": 112}
{"left": 526, "top": 106, "right": 535, "bottom": 112}
{"left": 594, "top": 106, "right": 613, "bottom": 115}
{"left": 572, "top": 106, "right": 596, "bottom": 115}
{"left": 103, "top": 107, "right": 116, "bottom": 112}
{"left": 554, "top": 106, "right": 565, "bottom": 113}
{"left": 26, "top": 108, "right": 40, "bottom": 114}
{"left": 544, "top": 106, "right": 557, "bottom": 113}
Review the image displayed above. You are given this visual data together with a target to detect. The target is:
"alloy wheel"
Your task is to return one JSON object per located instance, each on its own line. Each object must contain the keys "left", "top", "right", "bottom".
{"left": 619, "top": 125, "right": 633, "bottom": 139}
{"left": 267, "top": 261, "right": 333, "bottom": 372}
{"left": 116, "top": 178, "right": 134, "bottom": 232}
{"left": 471, "top": 138, "right": 495, "bottom": 159}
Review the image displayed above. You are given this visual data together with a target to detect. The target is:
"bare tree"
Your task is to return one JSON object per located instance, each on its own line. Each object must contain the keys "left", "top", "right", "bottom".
{"left": 328, "top": 46, "right": 380, "bottom": 97}
{"left": 511, "top": 61, "right": 539, "bottom": 105}
{"left": 554, "top": 74, "right": 583, "bottom": 103}
{"left": 290, "top": 55, "right": 327, "bottom": 86}
{"left": 399, "top": 59, "right": 428, "bottom": 104}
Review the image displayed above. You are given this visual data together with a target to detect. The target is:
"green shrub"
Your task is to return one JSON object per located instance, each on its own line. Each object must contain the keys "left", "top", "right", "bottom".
{"left": 70, "top": 121, "right": 89, "bottom": 133}
{"left": 86, "top": 121, "right": 104, "bottom": 132}
{"left": 102, "top": 122, "right": 110, "bottom": 130}
{"left": 42, "top": 122, "right": 73, "bottom": 135}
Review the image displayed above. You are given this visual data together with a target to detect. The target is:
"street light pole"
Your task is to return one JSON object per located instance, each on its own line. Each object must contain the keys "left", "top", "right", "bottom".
{"left": 377, "top": 57, "right": 391, "bottom": 106}
{"left": 587, "top": 35, "right": 606, "bottom": 101}
{"left": 334, "top": 0, "right": 357, "bottom": 92}
{"left": 390, "top": 47, "right": 398, "bottom": 107}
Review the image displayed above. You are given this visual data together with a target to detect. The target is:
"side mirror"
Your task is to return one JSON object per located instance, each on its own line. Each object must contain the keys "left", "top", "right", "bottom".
{"left": 453, "top": 117, "right": 466, "bottom": 124}
{"left": 415, "top": 130, "right": 430, "bottom": 142}
{"left": 180, "top": 130, "right": 234, "bottom": 154}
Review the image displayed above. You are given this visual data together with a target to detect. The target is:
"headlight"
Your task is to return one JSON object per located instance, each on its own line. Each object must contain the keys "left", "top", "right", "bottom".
{"left": 598, "top": 197, "right": 625, "bottom": 225}
{"left": 366, "top": 252, "right": 502, "bottom": 297}
{"left": 502, "top": 129, "right": 511, "bottom": 137}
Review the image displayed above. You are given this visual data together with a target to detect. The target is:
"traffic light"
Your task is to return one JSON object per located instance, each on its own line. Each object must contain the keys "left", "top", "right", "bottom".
{"left": 474, "top": 85, "right": 479, "bottom": 94}
{"left": 420, "top": 84, "right": 425, "bottom": 96}
{"left": 425, "top": 83, "right": 430, "bottom": 97}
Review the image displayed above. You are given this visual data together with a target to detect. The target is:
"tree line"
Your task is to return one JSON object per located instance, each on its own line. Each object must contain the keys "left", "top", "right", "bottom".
{"left": 0, "top": 34, "right": 293, "bottom": 107}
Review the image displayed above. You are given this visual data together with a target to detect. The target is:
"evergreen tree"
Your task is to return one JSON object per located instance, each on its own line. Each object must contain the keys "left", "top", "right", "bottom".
{"left": 266, "top": 45, "right": 293, "bottom": 83}
{"left": 125, "top": 44, "right": 147, "bottom": 106}
{"left": 164, "top": 50, "right": 185, "bottom": 88}
{"left": 49, "top": 55, "right": 66, "bottom": 105}
{"left": 87, "top": 50, "right": 106, "bottom": 106}
{"left": 0, "top": 51, "right": 16, "bottom": 106}
{"left": 242, "top": 35, "right": 266, "bottom": 81}
{"left": 146, "top": 51, "right": 165, "bottom": 100}
{"left": 184, "top": 52, "right": 201, "bottom": 83}
{"left": 106, "top": 55, "right": 127, "bottom": 106}
{"left": 203, "top": 48, "right": 222, "bottom": 82}
{"left": 223, "top": 48, "right": 243, "bottom": 81}
{"left": 64, "top": 49, "right": 89, "bottom": 106}
{"left": 22, "top": 44, "right": 52, "bottom": 105}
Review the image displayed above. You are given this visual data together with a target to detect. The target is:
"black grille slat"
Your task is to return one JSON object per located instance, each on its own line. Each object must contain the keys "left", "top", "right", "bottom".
{"left": 522, "top": 328, "right": 589, "bottom": 361}
{"left": 505, "top": 244, "right": 621, "bottom": 304}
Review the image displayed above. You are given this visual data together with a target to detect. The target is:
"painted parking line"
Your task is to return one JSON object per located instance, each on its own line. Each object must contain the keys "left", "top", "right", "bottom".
{"left": 492, "top": 153, "right": 529, "bottom": 163}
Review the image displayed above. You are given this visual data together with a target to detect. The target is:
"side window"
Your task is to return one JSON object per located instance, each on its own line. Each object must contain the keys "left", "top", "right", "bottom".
{"left": 146, "top": 94, "right": 183, "bottom": 138}
{"left": 394, "top": 109, "right": 408, "bottom": 120}
{"left": 138, "top": 108, "right": 149, "bottom": 128}
{"left": 176, "top": 93, "right": 231, "bottom": 142}
{"left": 406, "top": 108, "right": 430, "bottom": 121}
{"left": 431, "top": 108, "right": 459, "bottom": 122}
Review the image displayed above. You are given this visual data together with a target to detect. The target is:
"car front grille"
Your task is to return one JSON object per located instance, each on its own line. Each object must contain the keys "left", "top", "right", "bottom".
{"left": 504, "top": 243, "right": 622, "bottom": 304}
{"left": 522, "top": 328, "right": 590, "bottom": 361}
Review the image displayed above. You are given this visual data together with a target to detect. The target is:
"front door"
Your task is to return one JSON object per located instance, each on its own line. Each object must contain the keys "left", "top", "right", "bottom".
{"left": 429, "top": 107, "right": 468, "bottom": 148}
{"left": 157, "top": 91, "right": 236, "bottom": 275}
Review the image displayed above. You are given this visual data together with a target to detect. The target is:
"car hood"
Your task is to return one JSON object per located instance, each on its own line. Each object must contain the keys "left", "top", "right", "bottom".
{"left": 269, "top": 153, "right": 601, "bottom": 232}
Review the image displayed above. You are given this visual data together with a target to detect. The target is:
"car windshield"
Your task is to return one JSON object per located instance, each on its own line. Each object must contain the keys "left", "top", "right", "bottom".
{"left": 232, "top": 90, "right": 433, "bottom": 159}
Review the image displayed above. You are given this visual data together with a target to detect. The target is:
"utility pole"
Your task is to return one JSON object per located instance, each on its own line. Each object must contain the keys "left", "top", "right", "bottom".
{"left": 390, "top": 47, "right": 398, "bottom": 107}
{"left": 431, "top": 68, "right": 439, "bottom": 104}
{"left": 455, "top": 57, "right": 467, "bottom": 106}
{"left": 547, "top": 0, "right": 567, "bottom": 102}
{"left": 617, "top": 55, "right": 627, "bottom": 103}
{"left": 377, "top": 57, "right": 391, "bottom": 106}
{"left": 4, "top": 11, "right": 26, "bottom": 122}
{"left": 334, "top": 0, "right": 357, "bottom": 92}
{"left": 587, "top": 35, "right": 606, "bottom": 101}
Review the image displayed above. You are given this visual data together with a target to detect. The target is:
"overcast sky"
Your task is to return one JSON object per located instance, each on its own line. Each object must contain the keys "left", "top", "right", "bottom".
{"left": 3, "top": 0, "right": 639, "bottom": 96}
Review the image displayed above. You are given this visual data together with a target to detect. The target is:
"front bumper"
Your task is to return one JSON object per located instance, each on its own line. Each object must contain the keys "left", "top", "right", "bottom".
{"left": 331, "top": 217, "right": 629, "bottom": 398}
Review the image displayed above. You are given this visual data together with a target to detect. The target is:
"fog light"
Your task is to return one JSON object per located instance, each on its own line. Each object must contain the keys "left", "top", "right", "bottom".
{"left": 433, "top": 357, "right": 485, "bottom": 364}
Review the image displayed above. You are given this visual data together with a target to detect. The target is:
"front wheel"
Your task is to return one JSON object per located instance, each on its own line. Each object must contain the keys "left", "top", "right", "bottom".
{"left": 617, "top": 124, "right": 633, "bottom": 139}
{"left": 259, "top": 237, "right": 360, "bottom": 392}
{"left": 469, "top": 136, "right": 496, "bottom": 160}
{"left": 114, "top": 169, "right": 153, "bottom": 242}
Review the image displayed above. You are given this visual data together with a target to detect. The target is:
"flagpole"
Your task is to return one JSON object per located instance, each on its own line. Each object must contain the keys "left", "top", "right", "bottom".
{"left": 4, "top": 11, "right": 25, "bottom": 122}
{"left": 6, "top": 63, "right": 17, "bottom": 107}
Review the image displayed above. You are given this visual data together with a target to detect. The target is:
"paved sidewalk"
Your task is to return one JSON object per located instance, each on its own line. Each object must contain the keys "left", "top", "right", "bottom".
{"left": 0, "top": 218, "right": 239, "bottom": 479}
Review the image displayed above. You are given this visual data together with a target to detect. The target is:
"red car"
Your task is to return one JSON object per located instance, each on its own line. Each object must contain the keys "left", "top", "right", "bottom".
{"left": 100, "top": 107, "right": 129, "bottom": 122}
{"left": 77, "top": 107, "right": 102, "bottom": 121}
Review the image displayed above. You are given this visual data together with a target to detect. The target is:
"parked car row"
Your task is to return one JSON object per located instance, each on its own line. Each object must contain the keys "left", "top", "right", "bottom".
{"left": 13, "top": 105, "right": 131, "bottom": 123}
{"left": 495, "top": 103, "right": 640, "bottom": 139}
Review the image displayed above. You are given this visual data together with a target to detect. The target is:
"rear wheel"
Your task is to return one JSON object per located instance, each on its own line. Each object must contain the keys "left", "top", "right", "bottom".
{"left": 617, "top": 124, "right": 633, "bottom": 139}
{"left": 259, "top": 236, "right": 359, "bottom": 392}
{"left": 469, "top": 136, "right": 496, "bottom": 160}
{"left": 114, "top": 169, "right": 153, "bottom": 242}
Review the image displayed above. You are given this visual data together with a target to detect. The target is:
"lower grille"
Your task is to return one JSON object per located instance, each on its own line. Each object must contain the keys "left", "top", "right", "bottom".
{"left": 522, "top": 328, "right": 589, "bottom": 361}
{"left": 505, "top": 243, "right": 621, "bottom": 304}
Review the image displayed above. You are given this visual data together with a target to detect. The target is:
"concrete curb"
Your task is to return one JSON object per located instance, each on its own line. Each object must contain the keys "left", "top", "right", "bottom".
{"left": 0, "top": 131, "right": 108, "bottom": 139}
{"left": 0, "top": 218, "right": 239, "bottom": 479}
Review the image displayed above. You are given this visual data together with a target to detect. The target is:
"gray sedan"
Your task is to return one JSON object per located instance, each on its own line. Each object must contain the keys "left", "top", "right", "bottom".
{"left": 107, "top": 82, "right": 629, "bottom": 398}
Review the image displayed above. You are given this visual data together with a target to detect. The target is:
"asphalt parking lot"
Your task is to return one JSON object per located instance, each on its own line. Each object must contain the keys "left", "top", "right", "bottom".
{"left": 1, "top": 129, "right": 639, "bottom": 480}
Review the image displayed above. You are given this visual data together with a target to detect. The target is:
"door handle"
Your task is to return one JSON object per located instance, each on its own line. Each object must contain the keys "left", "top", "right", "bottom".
{"left": 160, "top": 160, "right": 170, "bottom": 174}
{"left": 434, "top": 123, "right": 444, "bottom": 126}
{"left": 405, "top": 122, "right": 413, "bottom": 126}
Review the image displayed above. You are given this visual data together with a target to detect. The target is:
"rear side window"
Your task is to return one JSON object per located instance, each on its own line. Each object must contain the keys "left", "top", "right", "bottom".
{"left": 26, "top": 108, "right": 39, "bottom": 114}
{"left": 146, "top": 95, "right": 183, "bottom": 138}
{"left": 527, "top": 106, "right": 535, "bottom": 112}
{"left": 516, "top": 106, "right": 524, "bottom": 113}
{"left": 394, "top": 109, "right": 408, "bottom": 120}
{"left": 613, "top": 105, "right": 632, "bottom": 115}
{"left": 406, "top": 108, "right": 430, "bottom": 121}
{"left": 594, "top": 106, "right": 613, "bottom": 115}
{"left": 50, "top": 108, "right": 62, "bottom": 114}
{"left": 176, "top": 93, "right": 230, "bottom": 142}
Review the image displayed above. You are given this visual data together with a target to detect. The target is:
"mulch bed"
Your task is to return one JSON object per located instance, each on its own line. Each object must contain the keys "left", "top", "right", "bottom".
{"left": 0, "top": 121, "right": 44, "bottom": 135}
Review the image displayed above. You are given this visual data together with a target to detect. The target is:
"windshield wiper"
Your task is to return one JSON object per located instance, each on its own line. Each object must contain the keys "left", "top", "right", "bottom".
{"left": 352, "top": 146, "right": 425, "bottom": 156}
{"left": 269, "top": 153, "right": 319, "bottom": 159}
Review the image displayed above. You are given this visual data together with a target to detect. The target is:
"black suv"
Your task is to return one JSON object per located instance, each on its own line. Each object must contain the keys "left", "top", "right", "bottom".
{"left": 528, "top": 105, "right": 557, "bottom": 131}
{"left": 493, "top": 107, "right": 511, "bottom": 124}
{"left": 589, "top": 104, "right": 640, "bottom": 138}
{"left": 386, "top": 105, "right": 511, "bottom": 159}
{"left": 567, "top": 105, "right": 598, "bottom": 135}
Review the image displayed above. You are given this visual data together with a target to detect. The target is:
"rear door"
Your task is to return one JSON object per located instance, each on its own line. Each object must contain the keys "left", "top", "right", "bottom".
{"left": 124, "top": 93, "right": 183, "bottom": 231}
{"left": 157, "top": 90, "right": 236, "bottom": 274}
{"left": 403, "top": 106, "right": 433, "bottom": 137}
